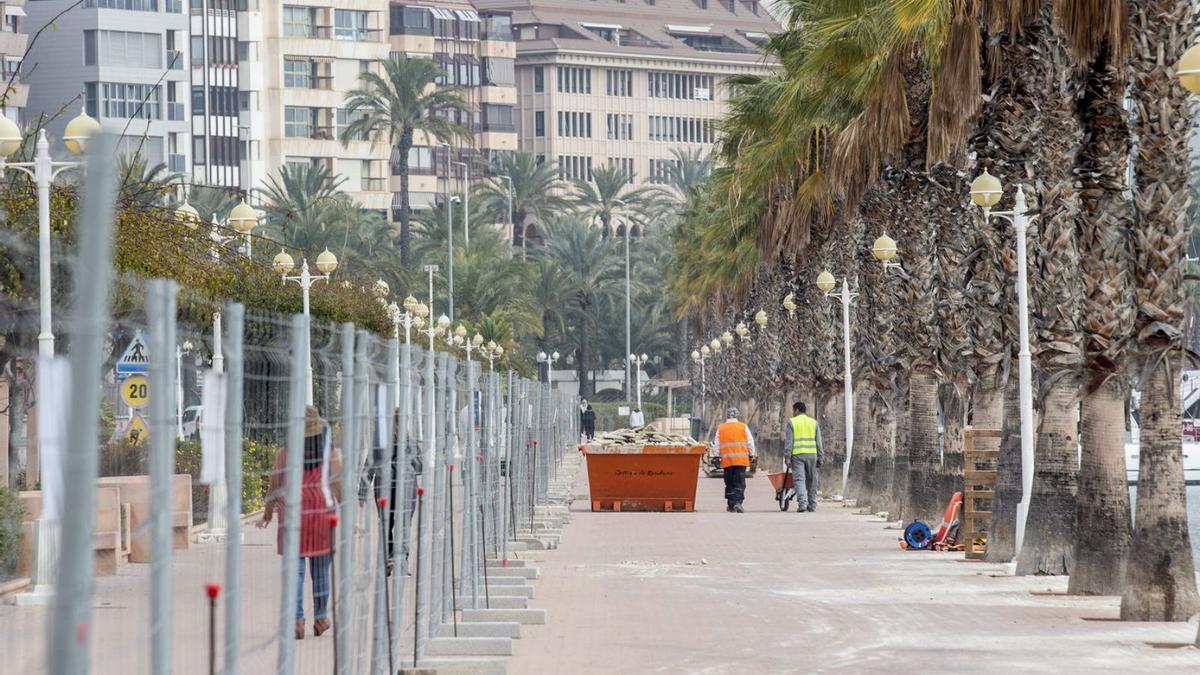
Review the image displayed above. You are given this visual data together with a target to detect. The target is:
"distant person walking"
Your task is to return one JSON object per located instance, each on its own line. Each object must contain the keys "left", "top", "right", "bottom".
{"left": 260, "top": 405, "right": 343, "bottom": 639}
{"left": 580, "top": 400, "right": 597, "bottom": 440}
{"left": 713, "top": 407, "right": 756, "bottom": 513}
{"left": 786, "top": 401, "right": 823, "bottom": 512}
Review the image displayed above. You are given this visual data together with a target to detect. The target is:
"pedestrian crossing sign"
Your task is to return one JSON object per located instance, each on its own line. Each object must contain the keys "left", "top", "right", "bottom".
{"left": 116, "top": 331, "right": 149, "bottom": 378}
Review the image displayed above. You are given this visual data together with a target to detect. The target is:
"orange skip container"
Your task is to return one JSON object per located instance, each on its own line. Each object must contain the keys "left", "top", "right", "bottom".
{"left": 580, "top": 444, "right": 706, "bottom": 512}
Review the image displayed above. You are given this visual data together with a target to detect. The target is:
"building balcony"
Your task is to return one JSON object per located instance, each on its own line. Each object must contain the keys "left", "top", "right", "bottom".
{"left": 359, "top": 176, "right": 388, "bottom": 192}
{"left": 391, "top": 174, "right": 438, "bottom": 194}
{"left": 479, "top": 40, "right": 515, "bottom": 59}
{"left": 2, "top": 81, "right": 28, "bottom": 108}
{"left": 389, "top": 34, "right": 434, "bottom": 55}
{"left": 286, "top": 126, "right": 336, "bottom": 141}
{"left": 0, "top": 30, "right": 29, "bottom": 57}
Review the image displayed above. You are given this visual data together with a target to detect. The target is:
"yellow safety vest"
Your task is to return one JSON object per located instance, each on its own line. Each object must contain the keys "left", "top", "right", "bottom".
{"left": 790, "top": 415, "right": 818, "bottom": 455}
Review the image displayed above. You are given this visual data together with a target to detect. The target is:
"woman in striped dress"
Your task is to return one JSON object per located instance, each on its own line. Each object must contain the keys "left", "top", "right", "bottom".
{"left": 260, "top": 405, "right": 343, "bottom": 639}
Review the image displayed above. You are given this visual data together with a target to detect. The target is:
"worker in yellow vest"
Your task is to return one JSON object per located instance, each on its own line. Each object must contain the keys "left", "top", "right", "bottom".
{"left": 712, "top": 407, "right": 756, "bottom": 513}
{"left": 786, "top": 401, "right": 823, "bottom": 512}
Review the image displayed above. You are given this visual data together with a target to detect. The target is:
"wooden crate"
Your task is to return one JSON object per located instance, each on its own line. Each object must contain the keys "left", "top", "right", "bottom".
{"left": 962, "top": 426, "right": 1001, "bottom": 560}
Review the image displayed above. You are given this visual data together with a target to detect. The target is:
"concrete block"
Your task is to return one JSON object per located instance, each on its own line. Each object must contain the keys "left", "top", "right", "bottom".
{"left": 481, "top": 584, "right": 534, "bottom": 598}
{"left": 487, "top": 558, "right": 530, "bottom": 567}
{"left": 436, "top": 621, "right": 521, "bottom": 639}
{"left": 417, "top": 657, "right": 507, "bottom": 675}
{"left": 487, "top": 566, "right": 539, "bottom": 579}
{"left": 462, "top": 608, "right": 547, "bottom": 625}
{"left": 485, "top": 575, "right": 527, "bottom": 586}
{"left": 425, "top": 636, "right": 513, "bottom": 657}
{"left": 460, "top": 595, "right": 527, "bottom": 609}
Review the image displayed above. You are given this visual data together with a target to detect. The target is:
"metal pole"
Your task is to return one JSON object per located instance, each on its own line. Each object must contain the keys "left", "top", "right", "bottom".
{"left": 624, "top": 227, "right": 631, "bottom": 399}
{"left": 277, "top": 314, "right": 308, "bottom": 675}
{"left": 48, "top": 134, "right": 116, "bottom": 675}
{"left": 463, "top": 163, "right": 470, "bottom": 250}
{"left": 416, "top": 348, "right": 435, "bottom": 661}
{"left": 447, "top": 194, "right": 455, "bottom": 323}
{"left": 334, "top": 323, "right": 357, "bottom": 675}
{"left": 35, "top": 130, "right": 54, "bottom": 358}
{"left": 176, "top": 345, "right": 185, "bottom": 439}
{"left": 148, "top": 279, "right": 179, "bottom": 675}
{"left": 301, "top": 261, "right": 315, "bottom": 405}
{"left": 222, "top": 304, "right": 245, "bottom": 675}
{"left": 841, "top": 277, "right": 854, "bottom": 493}
{"left": 207, "top": 311, "right": 229, "bottom": 540}
{"left": 390, "top": 332, "right": 411, "bottom": 663}
{"left": 372, "top": 335, "right": 397, "bottom": 674}
{"left": 1012, "top": 186, "right": 1035, "bottom": 560}
{"left": 505, "top": 176, "right": 513, "bottom": 254}
{"left": 465, "top": 357, "right": 479, "bottom": 608}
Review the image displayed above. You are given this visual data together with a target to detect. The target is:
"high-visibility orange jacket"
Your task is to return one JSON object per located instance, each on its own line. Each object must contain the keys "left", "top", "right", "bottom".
{"left": 716, "top": 421, "right": 753, "bottom": 468}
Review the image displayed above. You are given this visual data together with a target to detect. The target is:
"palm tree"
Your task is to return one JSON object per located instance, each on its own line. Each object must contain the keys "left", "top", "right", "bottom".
{"left": 116, "top": 153, "right": 182, "bottom": 208}
{"left": 343, "top": 56, "right": 469, "bottom": 269}
{"left": 570, "top": 165, "right": 656, "bottom": 235}
{"left": 528, "top": 257, "right": 572, "bottom": 351}
{"left": 656, "top": 148, "right": 713, "bottom": 203}
{"left": 541, "top": 219, "right": 624, "bottom": 396}
{"left": 1121, "top": 0, "right": 1199, "bottom": 622}
{"left": 256, "top": 163, "right": 347, "bottom": 251}
{"left": 181, "top": 185, "right": 237, "bottom": 224}
{"left": 473, "top": 152, "right": 573, "bottom": 257}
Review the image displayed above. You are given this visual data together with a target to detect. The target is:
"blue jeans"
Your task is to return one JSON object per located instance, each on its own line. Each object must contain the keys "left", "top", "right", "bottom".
{"left": 296, "top": 554, "right": 332, "bottom": 621}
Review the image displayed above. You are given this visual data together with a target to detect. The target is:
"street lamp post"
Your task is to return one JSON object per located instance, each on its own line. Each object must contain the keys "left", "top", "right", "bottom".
{"left": 816, "top": 271, "right": 858, "bottom": 493}
{"left": 451, "top": 161, "right": 470, "bottom": 250}
{"left": 175, "top": 340, "right": 194, "bottom": 440}
{"left": 201, "top": 197, "right": 259, "bottom": 260}
{"left": 497, "top": 175, "right": 514, "bottom": 256}
{"left": 483, "top": 340, "right": 504, "bottom": 370}
{"left": 691, "top": 345, "right": 709, "bottom": 434}
{"left": 0, "top": 110, "right": 100, "bottom": 358}
{"left": 629, "top": 353, "right": 648, "bottom": 409}
{"left": 274, "top": 247, "right": 339, "bottom": 404}
{"left": 969, "top": 169, "right": 1036, "bottom": 560}
{"left": 536, "top": 351, "right": 560, "bottom": 388}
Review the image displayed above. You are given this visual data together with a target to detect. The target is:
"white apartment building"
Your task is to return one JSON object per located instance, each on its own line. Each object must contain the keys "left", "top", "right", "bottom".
{"left": 0, "top": 0, "right": 29, "bottom": 124}
{"left": 191, "top": 0, "right": 241, "bottom": 188}
{"left": 237, "top": 0, "right": 391, "bottom": 212}
{"left": 24, "top": 0, "right": 191, "bottom": 167}
{"left": 476, "top": 0, "right": 777, "bottom": 188}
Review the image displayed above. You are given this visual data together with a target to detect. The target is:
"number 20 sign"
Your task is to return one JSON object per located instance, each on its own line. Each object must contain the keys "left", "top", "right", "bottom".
{"left": 121, "top": 375, "right": 150, "bottom": 409}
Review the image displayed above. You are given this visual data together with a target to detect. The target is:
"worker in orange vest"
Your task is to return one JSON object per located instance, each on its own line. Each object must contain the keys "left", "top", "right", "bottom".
{"left": 712, "top": 406, "right": 756, "bottom": 513}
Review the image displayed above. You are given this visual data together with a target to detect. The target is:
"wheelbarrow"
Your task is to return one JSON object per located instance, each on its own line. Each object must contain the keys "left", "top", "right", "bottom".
{"left": 766, "top": 467, "right": 796, "bottom": 512}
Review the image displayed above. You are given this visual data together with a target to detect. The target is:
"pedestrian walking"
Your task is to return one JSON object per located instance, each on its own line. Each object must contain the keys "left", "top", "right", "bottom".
{"left": 786, "top": 401, "right": 823, "bottom": 512}
{"left": 260, "top": 405, "right": 343, "bottom": 639}
{"left": 713, "top": 407, "right": 755, "bottom": 513}
{"left": 580, "top": 400, "right": 597, "bottom": 441}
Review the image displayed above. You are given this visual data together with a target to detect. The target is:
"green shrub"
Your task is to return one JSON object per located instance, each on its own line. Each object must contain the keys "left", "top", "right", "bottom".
{"left": 0, "top": 486, "right": 23, "bottom": 580}
{"left": 174, "top": 438, "right": 281, "bottom": 521}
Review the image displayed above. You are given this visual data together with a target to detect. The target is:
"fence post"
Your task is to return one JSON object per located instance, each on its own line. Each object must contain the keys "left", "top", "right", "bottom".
{"left": 148, "top": 279, "right": 179, "bottom": 675}
{"left": 334, "top": 323, "right": 356, "bottom": 675}
{"left": 372, "top": 335, "right": 396, "bottom": 675}
{"left": 390, "top": 334, "right": 410, "bottom": 663}
{"left": 277, "top": 314, "right": 308, "bottom": 675}
{"left": 47, "top": 133, "right": 117, "bottom": 675}
{"left": 464, "top": 358, "right": 479, "bottom": 608}
{"left": 223, "top": 303, "right": 245, "bottom": 675}
{"left": 416, "top": 347, "right": 435, "bottom": 661}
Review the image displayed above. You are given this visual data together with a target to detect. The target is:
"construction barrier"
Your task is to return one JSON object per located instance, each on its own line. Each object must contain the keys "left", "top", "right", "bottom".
{"left": 580, "top": 444, "right": 705, "bottom": 512}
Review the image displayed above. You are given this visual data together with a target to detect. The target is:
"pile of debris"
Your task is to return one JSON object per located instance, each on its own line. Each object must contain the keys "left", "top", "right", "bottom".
{"left": 591, "top": 426, "right": 699, "bottom": 447}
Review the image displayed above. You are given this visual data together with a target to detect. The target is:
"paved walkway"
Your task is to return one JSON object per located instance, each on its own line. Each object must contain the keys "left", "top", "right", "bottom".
{"left": 510, "top": 466, "right": 1200, "bottom": 674}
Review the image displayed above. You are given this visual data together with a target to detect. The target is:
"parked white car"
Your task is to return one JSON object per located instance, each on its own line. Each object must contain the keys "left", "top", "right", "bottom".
{"left": 181, "top": 405, "right": 203, "bottom": 439}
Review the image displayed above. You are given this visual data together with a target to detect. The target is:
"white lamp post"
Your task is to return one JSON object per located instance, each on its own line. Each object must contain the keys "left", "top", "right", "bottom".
{"left": 201, "top": 198, "right": 259, "bottom": 260}
{"left": 451, "top": 160, "right": 470, "bottom": 250}
{"left": 0, "top": 109, "right": 100, "bottom": 358}
{"left": 816, "top": 270, "right": 858, "bottom": 493}
{"left": 445, "top": 194, "right": 461, "bottom": 321}
{"left": 969, "top": 168, "right": 1036, "bottom": 561}
{"left": 497, "top": 174, "right": 514, "bottom": 256}
{"left": 692, "top": 346, "right": 709, "bottom": 430}
{"left": 274, "top": 247, "right": 338, "bottom": 404}
{"left": 536, "top": 350, "right": 560, "bottom": 388}
{"left": 483, "top": 340, "right": 504, "bottom": 370}
{"left": 175, "top": 340, "right": 194, "bottom": 440}
{"left": 629, "top": 353, "right": 648, "bottom": 409}
{"left": 872, "top": 233, "right": 900, "bottom": 270}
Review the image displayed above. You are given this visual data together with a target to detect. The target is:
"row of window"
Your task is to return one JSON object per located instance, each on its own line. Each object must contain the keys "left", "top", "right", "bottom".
{"left": 388, "top": 6, "right": 504, "bottom": 41}
{"left": 534, "top": 112, "right": 716, "bottom": 144}
{"left": 531, "top": 66, "right": 719, "bottom": 100}
{"left": 549, "top": 156, "right": 697, "bottom": 184}
{"left": 83, "top": 30, "right": 163, "bottom": 69}
{"left": 282, "top": 6, "right": 372, "bottom": 41}
{"left": 85, "top": 82, "right": 162, "bottom": 120}
{"left": 558, "top": 155, "right": 592, "bottom": 182}
{"left": 282, "top": 105, "right": 514, "bottom": 139}
{"left": 607, "top": 157, "right": 634, "bottom": 182}
{"left": 648, "top": 115, "right": 716, "bottom": 144}
{"left": 432, "top": 54, "right": 514, "bottom": 87}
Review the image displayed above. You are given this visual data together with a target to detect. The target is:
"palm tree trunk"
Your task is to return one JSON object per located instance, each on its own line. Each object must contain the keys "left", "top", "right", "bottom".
{"left": 1015, "top": 378, "right": 1077, "bottom": 575}
{"left": 396, "top": 129, "right": 414, "bottom": 269}
{"left": 986, "top": 374, "right": 1021, "bottom": 562}
{"left": 907, "top": 371, "right": 942, "bottom": 521}
{"left": 818, "top": 390, "right": 844, "bottom": 492}
{"left": 577, "top": 301, "right": 593, "bottom": 397}
{"left": 846, "top": 386, "right": 872, "bottom": 503}
{"left": 872, "top": 396, "right": 898, "bottom": 516}
{"left": 1122, "top": 357, "right": 1199, "bottom": 620}
{"left": 940, "top": 382, "right": 965, "bottom": 493}
{"left": 1069, "top": 379, "right": 1132, "bottom": 595}
{"left": 888, "top": 389, "right": 910, "bottom": 520}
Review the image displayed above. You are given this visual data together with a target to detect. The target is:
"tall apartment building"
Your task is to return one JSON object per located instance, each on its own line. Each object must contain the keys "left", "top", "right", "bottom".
{"left": 237, "top": 0, "right": 392, "bottom": 212}
{"left": 0, "top": 0, "right": 29, "bottom": 124}
{"left": 24, "top": 0, "right": 191, "bottom": 168}
{"left": 191, "top": 0, "right": 240, "bottom": 188}
{"left": 386, "top": 1, "right": 517, "bottom": 216}
{"left": 475, "top": 0, "right": 777, "bottom": 187}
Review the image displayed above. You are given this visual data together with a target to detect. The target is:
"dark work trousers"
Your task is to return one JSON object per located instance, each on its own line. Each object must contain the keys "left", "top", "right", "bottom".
{"left": 723, "top": 465, "right": 747, "bottom": 508}
{"left": 366, "top": 441, "right": 422, "bottom": 569}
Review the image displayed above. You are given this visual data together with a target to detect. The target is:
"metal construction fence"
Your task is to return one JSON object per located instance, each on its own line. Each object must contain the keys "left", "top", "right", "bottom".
{"left": 0, "top": 135, "right": 579, "bottom": 674}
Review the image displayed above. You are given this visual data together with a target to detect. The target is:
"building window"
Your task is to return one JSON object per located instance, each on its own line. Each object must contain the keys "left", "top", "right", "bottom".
{"left": 608, "top": 157, "right": 634, "bottom": 182}
{"left": 557, "top": 155, "right": 592, "bottom": 182}
{"left": 395, "top": 146, "right": 434, "bottom": 174}
{"left": 87, "top": 82, "right": 162, "bottom": 120}
{"left": 336, "top": 108, "right": 369, "bottom": 141}
{"left": 191, "top": 86, "right": 205, "bottom": 114}
{"left": 483, "top": 104, "right": 513, "bottom": 131}
{"left": 209, "top": 86, "right": 238, "bottom": 116}
{"left": 482, "top": 13, "right": 512, "bottom": 41}
{"left": 283, "top": 6, "right": 317, "bottom": 38}
{"left": 456, "top": 55, "right": 481, "bottom": 86}
{"left": 556, "top": 66, "right": 590, "bottom": 94}
{"left": 83, "top": 0, "right": 157, "bottom": 10}
{"left": 284, "top": 58, "right": 313, "bottom": 88}
{"left": 192, "top": 136, "right": 206, "bottom": 165}
{"left": 648, "top": 71, "right": 716, "bottom": 100}
{"left": 534, "top": 111, "right": 544, "bottom": 137}
{"left": 605, "top": 69, "right": 633, "bottom": 96}
{"left": 533, "top": 66, "right": 544, "bottom": 93}
{"left": 83, "top": 30, "right": 163, "bottom": 69}
{"left": 556, "top": 111, "right": 591, "bottom": 138}
{"left": 334, "top": 9, "right": 369, "bottom": 41}
{"left": 483, "top": 58, "right": 515, "bottom": 86}
{"left": 285, "top": 106, "right": 314, "bottom": 138}
{"left": 391, "top": 6, "right": 432, "bottom": 35}
{"left": 606, "top": 113, "right": 632, "bottom": 140}
{"left": 455, "top": 9, "right": 481, "bottom": 40}
{"left": 648, "top": 116, "right": 715, "bottom": 143}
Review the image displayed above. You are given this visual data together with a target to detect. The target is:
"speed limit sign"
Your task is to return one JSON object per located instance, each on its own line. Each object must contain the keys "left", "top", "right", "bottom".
{"left": 121, "top": 374, "right": 150, "bottom": 409}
